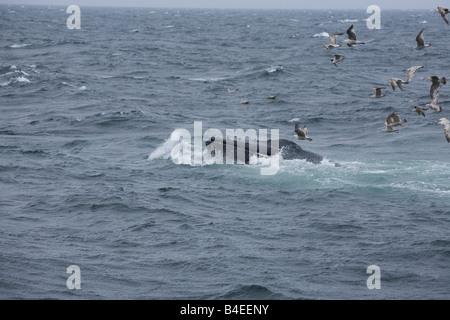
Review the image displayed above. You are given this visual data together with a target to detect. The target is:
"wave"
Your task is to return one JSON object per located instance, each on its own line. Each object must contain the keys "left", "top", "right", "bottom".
{"left": 313, "top": 32, "right": 329, "bottom": 38}
{"left": 265, "top": 65, "right": 283, "bottom": 73}
{"left": 214, "top": 284, "right": 286, "bottom": 299}
{"left": 186, "top": 65, "right": 283, "bottom": 83}
{"left": 1, "top": 76, "right": 31, "bottom": 86}
{"left": 338, "top": 19, "right": 358, "bottom": 23}
{"left": 16, "top": 76, "right": 30, "bottom": 83}
{"left": 187, "top": 76, "right": 228, "bottom": 82}
{"left": 61, "top": 81, "right": 87, "bottom": 90}
{"left": 9, "top": 43, "right": 32, "bottom": 48}
{"left": 148, "top": 130, "right": 181, "bottom": 161}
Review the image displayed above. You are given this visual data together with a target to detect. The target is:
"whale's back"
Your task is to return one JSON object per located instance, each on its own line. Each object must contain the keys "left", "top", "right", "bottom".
{"left": 205, "top": 138, "right": 324, "bottom": 164}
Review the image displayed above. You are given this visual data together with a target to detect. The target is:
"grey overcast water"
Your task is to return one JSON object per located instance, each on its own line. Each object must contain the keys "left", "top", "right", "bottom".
{"left": 0, "top": 4, "right": 449, "bottom": 299}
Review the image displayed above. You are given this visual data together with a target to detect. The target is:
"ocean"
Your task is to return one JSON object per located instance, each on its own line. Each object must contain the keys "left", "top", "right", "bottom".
{"left": 0, "top": 4, "right": 449, "bottom": 300}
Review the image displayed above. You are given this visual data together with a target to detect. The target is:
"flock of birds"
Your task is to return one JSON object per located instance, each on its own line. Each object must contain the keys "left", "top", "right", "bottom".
{"left": 227, "top": 7, "right": 450, "bottom": 144}
{"left": 320, "top": 6, "right": 450, "bottom": 142}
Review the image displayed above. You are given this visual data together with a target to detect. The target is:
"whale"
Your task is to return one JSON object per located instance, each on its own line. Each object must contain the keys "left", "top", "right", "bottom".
{"left": 205, "top": 137, "right": 337, "bottom": 166}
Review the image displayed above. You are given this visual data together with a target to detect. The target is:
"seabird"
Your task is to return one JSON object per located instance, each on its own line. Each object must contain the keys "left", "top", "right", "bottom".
{"left": 413, "top": 28, "right": 432, "bottom": 50}
{"left": 389, "top": 78, "right": 408, "bottom": 91}
{"left": 371, "top": 87, "right": 386, "bottom": 98}
{"left": 331, "top": 54, "right": 345, "bottom": 67}
{"left": 438, "top": 118, "right": 450, "bottom": 142}
{"left": 426, "top": 100, "right": 443, "bottom": 113}
{"left": 267, "top": 94, "right": 277, "bottom": 99}
{"left": 323, "top": 33, "right": 344, "bottom": 50}
{"left": 384, "top": 112, "right": 407, "bottom": 132}
{"left": 406, "top": 65, "right": 424, "bottom": 83}
{"left": 294, "top": 124, "right": 312, "bottom": 141}
{"left": 342, "top": 25, "right": 365, "bottom": 47}
{"left": 425, "top": 75, "right": 446, "bottom": 112}
{"left": 412, "top": 106, "right": 427, "bottom": 117}
{"left": 240, "top": 99, "right": 250, "bottom": 104}
{"left": 437, "top": 6, "right": 449, "bottom": 25}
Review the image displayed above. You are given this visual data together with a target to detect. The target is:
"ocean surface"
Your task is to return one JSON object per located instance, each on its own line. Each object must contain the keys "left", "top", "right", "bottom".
{"left": 0, "top": 4, "right": 449, "bottom": 300}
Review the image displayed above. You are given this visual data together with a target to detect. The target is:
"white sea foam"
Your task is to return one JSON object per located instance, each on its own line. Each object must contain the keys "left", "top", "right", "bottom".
{"left": 16, "top": 76, "right": 30, "bottom": 83}
{"left": 188, "top": 77, "right": 227, "bottom": 82}
{"left": 148, "top": 129, "right": 188, "bottom": 161}
{"left": 9, "top": 43, "right": 31, "bottom": 48}
{"left": 338, "top": 19, "right": 358, "bottom": 23}
{"left": 266, "top": 65, "right": 283, "bottom": 73}
{"left": 390, "top": 181, "right": 450, "bottom": 195}
{"left": 313, "top": 32, "right": 329, "bottom": 38}
{"left": 288, "top": 118, "right": 300, "bottom": 123}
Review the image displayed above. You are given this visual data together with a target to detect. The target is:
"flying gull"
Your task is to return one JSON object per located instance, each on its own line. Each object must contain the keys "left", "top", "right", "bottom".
{"left": 406, "top": 65, "right": 424, "bottom": 83}
{"left": 438, "top": 118, "right": 450, "bottom": 143}
{"left": 331, "top": 54, "right": 345, "bottom": 67}
{"left": 323, "top": 33, "right": 344, "bottom": 50}
{"left": 425, "top": 75, "right": 446, "bottom": 113}
{"left": 437, "top": 6, "right": 449, "bottom": 25}
{"left": 412, "top": 106, "right": 427, "bottom": 117}
{"left": 342, "top": 25, "right": 365, "bottom": 47}
{"left": 413, "top": 28, "right": 432, "bottom": 50}
{"left": 384, "top": 112, "right": 407, "bottom": 132}
{"left": 389, "top": 78, "right": 408, "bottom": 91}
{"left": 294, "top": 124, "right": 312, "bottom": 141}
{"left": 371, "top": 87, "right": 386, "bottom": 98}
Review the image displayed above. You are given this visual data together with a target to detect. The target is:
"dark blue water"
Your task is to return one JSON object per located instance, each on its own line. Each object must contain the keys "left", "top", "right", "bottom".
{"left": 1, "top": 5, "right": 449, "bottom": 300}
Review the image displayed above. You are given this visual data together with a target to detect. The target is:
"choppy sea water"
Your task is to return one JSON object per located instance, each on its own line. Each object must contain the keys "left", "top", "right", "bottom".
{"left": 0, "top": 5, "right": 449, "bottom": 300}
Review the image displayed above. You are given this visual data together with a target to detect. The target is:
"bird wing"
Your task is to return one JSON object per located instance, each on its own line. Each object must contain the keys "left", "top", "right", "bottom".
{"left": 295, "top": 124, "right": 305, "bottom": 137}
{"left": 384, "top": 113, "right": 394, "bottom": 126}
{"left": 406, "top": 66, "right": 423, "bottom": 82}
{"left": 416, "top": 108, "right": 426, "bottom": 117}
{"left": 438, "top": 7, "right": 450, "bottom": 24}
{"left": 391, "top": 112, "right": 401, "bottom": 123}
{"left": 328, "top": 34, "right": 337, "bottom": 44}
{"left": 373, "top": 87, "right": 384, "bottom": 96}
{"left": 430, "top": 82, "right": 440, "bottom": 103}
{"left": 303, "top": 126, "right": 308, "bottom": 137}
{"left": 347, "top": 25, "right": 357, "bottom": 40}
{"left": 389, "top": 78, "right": 397, "bottom": 90}
{"left": 329, "top": 33, "right": 344, "bottom": 44}
{"left": 416, "top": 29, "right": 425, "bottom": 47}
